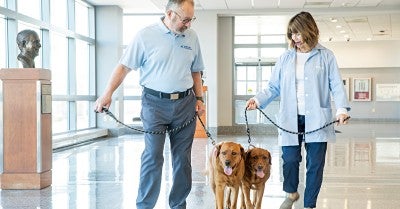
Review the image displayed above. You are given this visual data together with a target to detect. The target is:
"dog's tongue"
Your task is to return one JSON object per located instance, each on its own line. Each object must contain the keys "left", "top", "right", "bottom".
{"left": 256, "top": 169, "right": 265, "bottom": 178}
{"left": 224, "top": 166, "right": 233, "bottom": 175}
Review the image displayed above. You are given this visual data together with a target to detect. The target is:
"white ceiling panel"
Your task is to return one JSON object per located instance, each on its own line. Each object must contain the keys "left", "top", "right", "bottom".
{"left": 198, "top": 0, "right": 227, "bottom": 10}
{"left": 379, "top": 0, "right": 400, "bottom": 6}
{"left": 252, "top": 0, "right": 279, "bottom": 9}
{"left": 356, "top": 0, "right": 382, "bottom": 6}
{"left": 278, "top": 0, "right": 306, "bottom": 8}
{"left": 368, "top": 15, "right": 391, "bottom": 35}
{"left": 330, "top": 0, "right": 359, "bottom": 7}
{"left": 87, "top": 0, "right": 400, "bottom": 42}
{"left": 225, "top": 0, "right": 252, "bottom": 10}
{"left": 391, "top": 14, "right": 400, "bottom": 37}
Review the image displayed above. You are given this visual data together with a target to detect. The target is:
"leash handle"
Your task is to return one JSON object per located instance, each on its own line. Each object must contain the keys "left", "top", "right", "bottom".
{"left": 244, "top": 107, "right": 252, "bottom": 145}
{"left": 245, "top": 107, "right": 350, "bottom": 136}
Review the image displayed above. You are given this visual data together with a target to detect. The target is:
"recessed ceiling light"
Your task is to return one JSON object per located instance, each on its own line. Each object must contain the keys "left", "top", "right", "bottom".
{"left": 330, "top": 18, "right": 338, "bottom": 23}
{"left": 336, "top": 25, "right": 342, "bottom": 29}
{"left": 340, "top": 30, "right": 346, "bottom": 33}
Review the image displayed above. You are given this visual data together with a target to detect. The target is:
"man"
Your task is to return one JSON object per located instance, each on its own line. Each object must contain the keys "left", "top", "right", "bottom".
{"left": 16, "top": 29, "right": 41, "bottom": 68}
{"left": 94, "top": 0, "right": 205, "bottom": 208}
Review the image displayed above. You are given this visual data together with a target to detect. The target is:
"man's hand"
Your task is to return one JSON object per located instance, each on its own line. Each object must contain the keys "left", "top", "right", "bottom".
{"left": 196, "top": 100, "right": 205, "bottom": 116}
{"left": 94, "top": 94, "right": 112, "bottom": 113}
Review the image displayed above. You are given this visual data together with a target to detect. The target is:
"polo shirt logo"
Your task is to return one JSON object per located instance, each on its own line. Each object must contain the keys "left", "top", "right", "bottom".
{"left": 180, "top": 45, "right": 192, "bottom": 50}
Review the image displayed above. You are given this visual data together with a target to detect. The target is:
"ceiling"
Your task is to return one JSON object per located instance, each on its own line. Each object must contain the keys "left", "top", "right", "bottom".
{"left": 86, "top": 0, "right": 400, "bottom": 42}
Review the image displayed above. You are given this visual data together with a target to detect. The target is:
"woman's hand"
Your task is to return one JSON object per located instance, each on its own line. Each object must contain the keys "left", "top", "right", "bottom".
{"left": 246, "top": 98, "right": 258, "bottom": 110}
{"left": 336, "top": 114, "right": 350, "bottom": 126}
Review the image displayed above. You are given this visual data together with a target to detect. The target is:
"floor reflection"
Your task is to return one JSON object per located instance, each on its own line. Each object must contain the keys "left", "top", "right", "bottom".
{"left": 0, "top": 122, "right": 399, "bottom": 209}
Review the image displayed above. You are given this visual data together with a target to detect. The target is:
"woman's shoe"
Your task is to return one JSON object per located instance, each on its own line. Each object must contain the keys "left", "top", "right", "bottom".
{"left": 279, "top": 192, "right": 300, "bottom": 209}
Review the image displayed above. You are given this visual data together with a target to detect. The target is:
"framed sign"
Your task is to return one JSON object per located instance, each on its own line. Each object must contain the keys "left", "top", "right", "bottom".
{"left": 342, "top": 78, "right": 350, "bottom": 100}
{"left": 353, "top": 78, "right": 371, "bottom": 101}
{"left": 376, "top": 83, "right": 400, "bottom": 101}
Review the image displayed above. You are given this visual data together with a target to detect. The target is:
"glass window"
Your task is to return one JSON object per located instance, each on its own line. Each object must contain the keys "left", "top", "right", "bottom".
{"left": 236, "top": 66, "right": 261, "bottom": 95}
{"left": 17, "top": 0, "right": 41, "bottom": 19}
{"left": 50, "top": 32, "right": 68, "bottom": 95}
{"left": 0, "top": 17, "right": 5, "bottom": 68}
{"left": 124, "top": 70, "right": 141, "bottom": 96}
{"left": 50, "top": 0, "right": 67, "bottom": 28}
{"left": 234, "top": 16, "right": 259, "bottom": 35}
{"left": 234, "top": 35, "right": 257, "bottom": 44}
{"left": 77, "top": 101, "right": 89, "bottom": 129}
{"left": 75, "top": 1, "right": 89, "bottom": 36}
{"left": 123, "top": 100, "right": 141, "bottom": 124}
{"left": 0, "top": 1, "right": 4, "bottom": 7}
{"left": 52, "top": 101, "right": 68, "bottom": 133}
{"left": 261, "top": 35, "right": 286, "bottom": 44}
{"left": 235, "top": 100, "right": 257, "bottom": 124}
{"left": 75, "top": 39, "right": 89, "bottom": 95}
{"left": 260, "top": 48, "right": 286, "bottom": 60}
{"left": 234, "top": 48, "right": 258, "bottom": 61}
{"left": 233, "top": 16, "right": 287, "bottom": 124}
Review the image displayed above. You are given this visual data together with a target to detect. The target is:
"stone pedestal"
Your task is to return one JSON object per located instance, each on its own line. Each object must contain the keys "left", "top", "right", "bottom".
{"left": 0, "top": 68, "right": 52, "bottom": 189}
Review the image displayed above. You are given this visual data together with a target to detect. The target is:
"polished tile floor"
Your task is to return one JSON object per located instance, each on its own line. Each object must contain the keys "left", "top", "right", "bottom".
{"left": 1, "top": 122, "right": 400, "bottom": 209}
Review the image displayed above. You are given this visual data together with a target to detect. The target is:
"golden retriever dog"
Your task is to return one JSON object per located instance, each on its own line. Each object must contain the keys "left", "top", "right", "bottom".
{"left": 240, "top": 147, "right": 271, "bottom": 209}
{"left": 209, "top": 141, "right": 246, "bottom": 209}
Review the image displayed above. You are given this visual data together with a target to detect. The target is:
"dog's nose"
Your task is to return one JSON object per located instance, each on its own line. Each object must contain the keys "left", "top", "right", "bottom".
{"left": 225, "top": 161, "right": 231, "bottom": 167}
{"left": 257, "top": 165, "right": 263, "bottom": 170}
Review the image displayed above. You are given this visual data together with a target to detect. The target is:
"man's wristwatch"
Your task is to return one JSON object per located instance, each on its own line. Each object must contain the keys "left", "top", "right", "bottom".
{"left": 196, "top": 96, "right": 204, "bottom": 103}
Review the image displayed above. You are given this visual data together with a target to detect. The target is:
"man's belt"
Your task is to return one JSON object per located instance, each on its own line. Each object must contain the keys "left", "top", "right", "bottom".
{"left": 143, "top": 87, "right": 192, "bottom": 100}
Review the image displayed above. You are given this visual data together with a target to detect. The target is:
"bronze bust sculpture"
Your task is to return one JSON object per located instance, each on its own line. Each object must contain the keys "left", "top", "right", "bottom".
{"left": 16, "top": 29, "right": 41, "bottom": 68}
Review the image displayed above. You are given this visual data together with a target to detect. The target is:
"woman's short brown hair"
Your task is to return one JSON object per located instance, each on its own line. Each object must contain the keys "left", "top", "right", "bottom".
{"left": 286, "top": 11, "right": 319, "bottom": 49}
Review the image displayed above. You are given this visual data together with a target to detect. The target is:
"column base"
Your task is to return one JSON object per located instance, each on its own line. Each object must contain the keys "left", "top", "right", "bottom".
{"left": 0, "top": 170, "right": 52, "bottom": 190}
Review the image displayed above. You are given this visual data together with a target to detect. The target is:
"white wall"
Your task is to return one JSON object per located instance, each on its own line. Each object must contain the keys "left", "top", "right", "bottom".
{"left": 323, "top": 41, "right": 400, "bottom": 68}
{"left": 192, "top": 11, "right": 219, "bottom": 127}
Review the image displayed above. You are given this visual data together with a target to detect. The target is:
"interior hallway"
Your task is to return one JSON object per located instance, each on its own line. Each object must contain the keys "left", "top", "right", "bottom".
{"left": 0, "top": 122, "right": 399, "bottom": 209}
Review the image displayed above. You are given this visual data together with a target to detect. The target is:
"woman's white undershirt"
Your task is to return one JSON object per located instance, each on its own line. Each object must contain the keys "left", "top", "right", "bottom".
{"left": 296, "top": 52, "right": 310, "bottom": 115}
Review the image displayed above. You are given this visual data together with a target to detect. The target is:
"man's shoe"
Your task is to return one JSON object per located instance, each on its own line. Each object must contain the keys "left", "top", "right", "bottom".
{"left": 279, "top": 192, "right": 300, "bottom": 209}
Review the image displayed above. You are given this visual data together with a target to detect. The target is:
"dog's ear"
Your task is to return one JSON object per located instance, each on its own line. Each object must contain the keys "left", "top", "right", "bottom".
{"left": 245, "top": 149, "right": 252, "bottom": 161}
{"left": 240, "top": 145, "right": 246, "bottom": 160}
{"left": 268, "top": 151, "right": 272, "bottom": 165}
{"left": 214, "top": 143, "right": 222, "bottom": 157}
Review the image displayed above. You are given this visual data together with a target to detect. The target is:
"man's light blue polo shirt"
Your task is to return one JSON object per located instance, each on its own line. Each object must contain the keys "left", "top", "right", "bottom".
{"left": 120, "top": 17, "right": 205, "bottom": 93}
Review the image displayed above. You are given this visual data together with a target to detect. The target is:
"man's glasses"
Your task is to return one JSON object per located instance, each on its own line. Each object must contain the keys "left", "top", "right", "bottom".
{"left": 173, "top": 11, "right": 196, "bottom": 24}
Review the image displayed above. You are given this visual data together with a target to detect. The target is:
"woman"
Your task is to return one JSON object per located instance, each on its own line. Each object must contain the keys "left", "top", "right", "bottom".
{"left": 246, "top": 11, "right": 350, "bottom": 209}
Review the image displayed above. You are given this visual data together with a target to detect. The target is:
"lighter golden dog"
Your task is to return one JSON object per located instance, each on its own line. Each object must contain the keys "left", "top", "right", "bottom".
{"left": 209, "top": 141, "right": 246, "bottom": 209}
{"left": 240, "top": 147, "right": 271, "bottom": 209}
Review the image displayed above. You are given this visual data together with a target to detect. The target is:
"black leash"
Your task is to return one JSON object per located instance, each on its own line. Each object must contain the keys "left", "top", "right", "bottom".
{"left": 245, "top": 107, "right": 350, "bottom": 144}
{"left": 97, "top": 107, "right": 216, "bottom": 145}
{"left": 196, "top": 115, "right": 216, "bottom": 145}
